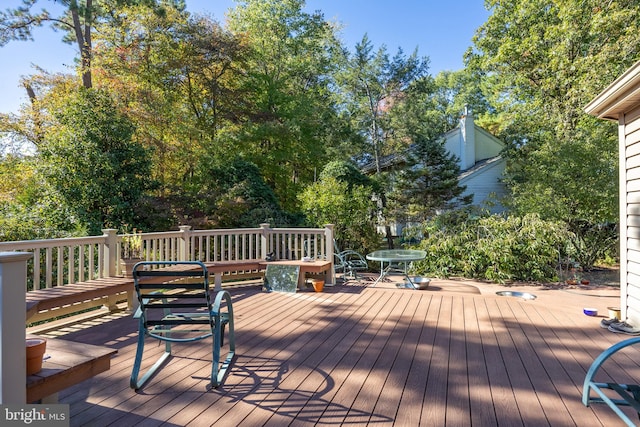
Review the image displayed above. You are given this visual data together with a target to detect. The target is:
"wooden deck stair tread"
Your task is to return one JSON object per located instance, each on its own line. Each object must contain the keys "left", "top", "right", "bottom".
{"left": 26, "top": 336, "right": 117, "bottom": 403}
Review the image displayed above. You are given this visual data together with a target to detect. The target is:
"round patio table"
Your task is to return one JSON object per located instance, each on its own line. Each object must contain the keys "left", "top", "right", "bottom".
{"left": 366, "top": 249, "right": 427, "bottom": 287}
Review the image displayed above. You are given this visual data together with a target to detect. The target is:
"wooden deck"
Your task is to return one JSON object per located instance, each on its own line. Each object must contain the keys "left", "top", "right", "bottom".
{"left": 37, "top": 276, "right": 640, "bottom": 426}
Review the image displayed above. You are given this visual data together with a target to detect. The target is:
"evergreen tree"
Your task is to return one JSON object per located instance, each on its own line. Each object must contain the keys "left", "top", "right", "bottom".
{"left": 389, "top": 136, "right": 471, "bottom": 223}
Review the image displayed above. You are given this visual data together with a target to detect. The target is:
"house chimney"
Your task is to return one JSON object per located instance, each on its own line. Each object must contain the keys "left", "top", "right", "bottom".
{"left": 460, "top": 106, "right": 476, "bottom": 170}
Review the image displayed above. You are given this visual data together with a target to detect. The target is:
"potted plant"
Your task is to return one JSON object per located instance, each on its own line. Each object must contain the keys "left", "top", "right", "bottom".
{"left": 120, "top": 229, "right": 144, "bottom": 278}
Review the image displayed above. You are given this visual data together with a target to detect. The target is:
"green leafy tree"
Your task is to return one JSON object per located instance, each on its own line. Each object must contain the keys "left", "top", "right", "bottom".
{"left": 468, "top": 0, "right": 640, "bottom": 266}
{"left": 40, "top": 88, "right": 155, "bottom": 234}
{"left": 227, "top": 0, "right": 343, "bottom": 210}
{"left": 318, "top": 160, "right": 378, "bottom": 192}
{"left": 193, "top": 157, "right": 293, "bottom": 228}
{"left": 338, "top": 35, "right": 430, "bottom": 171}
{"left": 337, "top": 35, "right": 431, "bottom": 246}
{"left": 0, "top": 154, "right": 81, "bottom": 240}
{"left": 0, "top": 0, "right": 184, "bottom": 88}
{"left": 92, "top": 5, "right": 246, "bottom": 192}
{"left": 382, "top": 72, "right": 472, "bottom": 225}
{"left": 390, "top": 136, "right": 471, "bottom": 223}
{"left": 299, "top": 161, "right": 380, "bottom": 255}
{"left": 431, "top": 69, "right": 494, "bottom": 132}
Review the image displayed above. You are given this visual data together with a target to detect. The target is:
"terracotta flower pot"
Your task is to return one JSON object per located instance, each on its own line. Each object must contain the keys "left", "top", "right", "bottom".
{"left": 312, "top": 279, "right": 324, "bottom": 292}
{"left": 26, "top": 338, "right": 47, "bottom": 375}
{"left": 120, "top": 258, "right": 142, "bottom": 278}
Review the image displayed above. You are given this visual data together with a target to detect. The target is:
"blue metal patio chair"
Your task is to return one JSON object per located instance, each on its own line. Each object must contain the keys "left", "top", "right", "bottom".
{"left": 582, "top": 336, "right": 640, "bottom": 426}
{"left": 129, "top": 261, "right": 235, "bottom": 390}
{"left": 334, "top": 241, "right": 368, "bottom": 280}
{"left": 302, "top": 238, "right": 368, "bottom": 281}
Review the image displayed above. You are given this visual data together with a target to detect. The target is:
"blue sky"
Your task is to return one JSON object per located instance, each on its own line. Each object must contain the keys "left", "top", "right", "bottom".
{"left": 0, "top": 0, "right": 490, "bottom": 115}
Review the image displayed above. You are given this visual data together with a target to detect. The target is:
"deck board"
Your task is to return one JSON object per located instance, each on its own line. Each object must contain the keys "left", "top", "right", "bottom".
{"left": 465, "top": 297, "right": 496, "bottom": 427}
{"left": 32, "top": 279, "right": 640, "bottom": 426}
{"left": 394, "top": 294, "right": 433, "bottom": 427}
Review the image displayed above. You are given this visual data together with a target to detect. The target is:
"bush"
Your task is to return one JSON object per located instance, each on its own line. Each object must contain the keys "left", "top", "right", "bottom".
{"left": 411, "top": 212, "right": 570, "bottom": 283}
{"left": 299, "top": 176, "right": 380, "bottom": 256}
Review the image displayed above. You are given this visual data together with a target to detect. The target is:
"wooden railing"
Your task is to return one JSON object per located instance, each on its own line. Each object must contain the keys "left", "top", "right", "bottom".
{"left": 0, "top": 223, "right": 334, "bottom": 292}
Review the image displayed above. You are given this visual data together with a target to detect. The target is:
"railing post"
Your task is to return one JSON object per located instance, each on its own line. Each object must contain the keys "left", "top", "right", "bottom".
{"left": 260, "top": 223, "right": 270, "bottom": 260}
{"left": 179, "top": 225, "right": 192, "bottom": 260}
{"left": 0, "top": 251, "right": 32, "bottom": 403}
{"left": 325, "top": 224, "right": 335, "bottom": 284}
{"left": 102, "top": 229, "right": 118, "bottom": 278}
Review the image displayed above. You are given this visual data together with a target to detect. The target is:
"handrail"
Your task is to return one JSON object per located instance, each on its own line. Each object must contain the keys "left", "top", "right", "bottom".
{"left": 0, "top": 223, "right": 335, "bottom": 292}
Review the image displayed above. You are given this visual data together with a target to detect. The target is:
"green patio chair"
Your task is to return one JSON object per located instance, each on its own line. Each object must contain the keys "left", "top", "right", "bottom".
{"left": 130, "top": 261, "right": 235, "bottom": 390}
{"left": 582, "top": 336, "right": 640, "bottom": 426}
{"left": 334, "top": 241, "right": 368, "bottom": 280}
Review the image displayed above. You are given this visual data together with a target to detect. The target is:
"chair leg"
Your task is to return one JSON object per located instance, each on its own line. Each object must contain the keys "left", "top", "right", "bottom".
{"left": 130, "top": 321, "right": 173, "bottom": 390}
{"left": 210, "top": 293, "right": 236, "bottom": 389}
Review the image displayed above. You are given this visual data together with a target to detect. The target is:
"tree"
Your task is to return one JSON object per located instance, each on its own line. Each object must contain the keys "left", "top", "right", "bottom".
{"left": 338, "top": 35, "right": 430, "bottom": 171}
{"left": 194, "top": 157, "right": 293, "bottom": 228}
{"left": 468, "top": 0, "right": 640, "bottom": 267}
{"left": 0, "top": 0, "right": 183, "bottom": 89}
{"left": 40, "top": 88, "right": 155, "bottom": 234}
{"left": 92, "top": 5, "right": 246, "bottom": 192}
{"left": 227, "top": 0, "right": 343, "bottom": 210}
{"left": 390, "top": 136, "right": 471, "bottom": 223}
{"left": 381, "top": 71, "right": 472, "bottom": 224}
{"left": 337, "top": 35, "right": 431, "bottom": 246}
{"left": 299, "top": 165, "right": 380, "bottom": 255}
{"left": 318, "top": 159, "right": 378, "bottom": 192}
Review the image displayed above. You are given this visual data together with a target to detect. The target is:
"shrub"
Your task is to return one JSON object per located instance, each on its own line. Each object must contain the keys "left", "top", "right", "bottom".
{"left": 411, "top": 212, "right": 570, "bottom": 283}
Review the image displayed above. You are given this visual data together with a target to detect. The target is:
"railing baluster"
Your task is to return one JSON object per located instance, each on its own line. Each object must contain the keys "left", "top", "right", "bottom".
{"left": 45, "top": 248, "right": 52, "bottom": 289}
{"left": 57, "top": 247, "right": 64, "bottom": 287}
{"left": 2, "top": 225, "right": 332, "bottom": 303}
{"left": 98, "top": 244, "right": 104, "bottom": 279}
{"left": 89, "top": 244, "right": 95, "bottom": 280}
{"left": 78, "top": 245, "right": 85, "bottom": 282}
{"left": 68, "top": 245, "right": 75, "bottom": 284}
{"left": 33, "top": 250, "right": 41, "bottom": 291}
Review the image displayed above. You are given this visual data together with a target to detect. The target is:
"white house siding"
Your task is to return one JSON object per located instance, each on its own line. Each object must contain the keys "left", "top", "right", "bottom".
{"left": 585, "top": 60, "right": 640, "bottom": 326}
{"left": 475, "top": 127, "right": 504, "bottom": 161}
{"left": 622, "top": 105, "right": 640, "bottom": 324}
{"left": 459, "top": 157, "right": 506, "bottom": 213}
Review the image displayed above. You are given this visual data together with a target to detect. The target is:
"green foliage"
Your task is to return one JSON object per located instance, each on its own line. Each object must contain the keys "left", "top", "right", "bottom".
{"left": 318, "top": 160, "right": 378, "bottom": 192}
{"left": 227, "top": 0, "right": 343, "bottom": 210}
{"left": 93, "top": 6, "right": 247, "bottom": 193}
{"left": 413, "top": 211, "right": 570, "bottom": 283}
{"left": 40, "top": 88, "right": 155, "bottom": 234}
{"left": 299, "top": 173, "right": 380, "bottom": 256}
{"left": 389, "top": 136, "right": 471, "bottom": 223}
{"left": 565, "top": 220, "right": 618, "bottom": 271}
{"left": 467, "top": 0, "right": 640, "bottom": 264}
{"left": 192, "top": 157, "right": 294, "bottom": 228}
{"left": 337, "top": 34, "right": 431, "bottom": 168}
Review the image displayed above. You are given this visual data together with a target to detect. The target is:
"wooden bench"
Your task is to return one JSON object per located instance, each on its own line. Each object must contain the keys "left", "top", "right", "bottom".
{"left": 26, "top": 276, "right": 135, "bottom": 324}
{"left": 27, "top": 335, "right": 117, "bottom": 403}
{"left": 24, "top": 259, "right": 280, "bottom": 325}
{"left": 205, "top": 260, "right": 264, "bottom": 290}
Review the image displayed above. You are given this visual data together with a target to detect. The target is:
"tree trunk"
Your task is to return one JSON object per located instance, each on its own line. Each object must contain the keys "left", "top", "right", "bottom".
{"left": 70, "top": 0, "right": 92, "bottom": 88}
